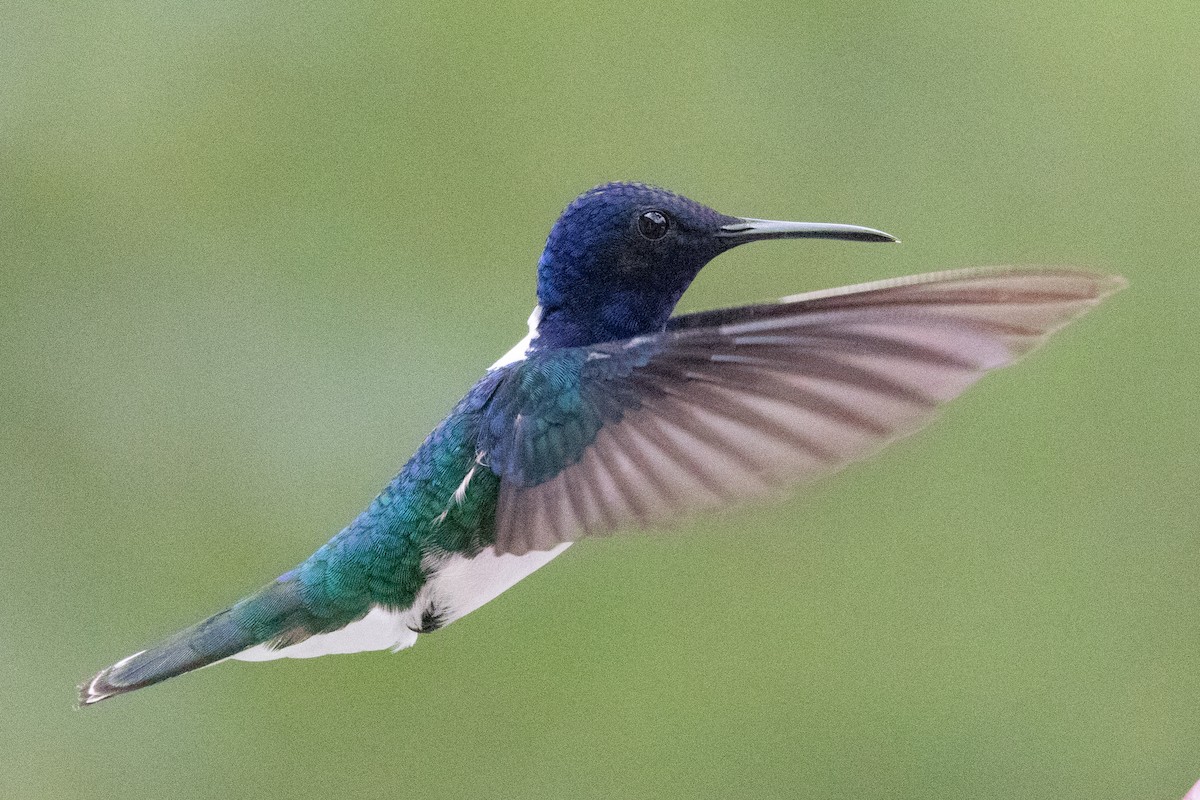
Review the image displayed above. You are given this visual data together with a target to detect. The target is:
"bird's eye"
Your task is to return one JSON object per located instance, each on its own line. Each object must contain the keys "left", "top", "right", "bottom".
{"left": 637, "top": 210, "right": 670, "bottom": 240}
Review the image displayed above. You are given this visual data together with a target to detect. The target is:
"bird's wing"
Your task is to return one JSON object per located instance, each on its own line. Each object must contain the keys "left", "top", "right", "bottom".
{"left": 481, "top": 267, "right": 1124, "bottom": 556}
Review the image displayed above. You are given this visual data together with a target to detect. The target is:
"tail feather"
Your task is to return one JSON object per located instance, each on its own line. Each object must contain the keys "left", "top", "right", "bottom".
{"left": 79, "top": 577, "right": 330, "bottom": 706}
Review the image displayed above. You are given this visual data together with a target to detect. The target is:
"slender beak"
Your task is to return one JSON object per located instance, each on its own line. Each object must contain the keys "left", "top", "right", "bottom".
{"left": 717, "top": 218, "right": 899, "bottom": 244}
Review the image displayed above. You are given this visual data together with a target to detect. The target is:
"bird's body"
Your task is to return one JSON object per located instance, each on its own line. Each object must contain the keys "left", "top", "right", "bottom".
{"left": 81, "top": 183, "right": 1123, "bottom": 704}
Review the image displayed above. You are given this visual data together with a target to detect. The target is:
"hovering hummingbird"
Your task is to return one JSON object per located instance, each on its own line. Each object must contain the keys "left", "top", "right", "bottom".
{"left": 80, "top": 182, "right": 1123, "bottom": 705}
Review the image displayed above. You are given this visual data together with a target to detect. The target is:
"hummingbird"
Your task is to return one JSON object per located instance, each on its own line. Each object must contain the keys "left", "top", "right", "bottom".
{"left": 80, "top": 182, "right": 1123, "bottom": 705}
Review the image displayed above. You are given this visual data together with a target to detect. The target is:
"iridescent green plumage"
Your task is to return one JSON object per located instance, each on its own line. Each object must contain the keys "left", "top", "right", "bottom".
{"left": 293, "top": 366, "right": 524, "bottom": 622}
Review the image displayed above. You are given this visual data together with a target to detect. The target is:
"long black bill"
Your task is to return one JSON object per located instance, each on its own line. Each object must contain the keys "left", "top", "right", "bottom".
{"left": 717, "top": 218, "right": 899, "bottom": 244}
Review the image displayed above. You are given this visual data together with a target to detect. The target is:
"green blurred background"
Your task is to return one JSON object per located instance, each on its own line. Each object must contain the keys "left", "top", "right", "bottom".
{"left": 3, "top": 2, "right": 1198, "bottom": 798}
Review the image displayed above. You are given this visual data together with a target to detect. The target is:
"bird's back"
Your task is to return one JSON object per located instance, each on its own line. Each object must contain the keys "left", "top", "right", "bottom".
{"left": 289, "top": 371, "right": 510, "bottom": 623}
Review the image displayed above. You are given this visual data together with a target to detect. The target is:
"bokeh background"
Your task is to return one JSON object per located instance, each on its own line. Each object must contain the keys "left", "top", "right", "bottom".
{"left": 4, "top": 2, "right": 1198, "bottom": 798}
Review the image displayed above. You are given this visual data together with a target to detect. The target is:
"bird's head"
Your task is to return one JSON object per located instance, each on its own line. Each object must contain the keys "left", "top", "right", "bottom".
{"left": 533, "top": 182, "right": 896, "bottom": 349}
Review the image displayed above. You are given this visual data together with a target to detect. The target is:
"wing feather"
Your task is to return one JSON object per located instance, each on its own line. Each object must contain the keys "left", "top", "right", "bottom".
{"left": 489, "top": 268, "right": 1124, "bottom": 554}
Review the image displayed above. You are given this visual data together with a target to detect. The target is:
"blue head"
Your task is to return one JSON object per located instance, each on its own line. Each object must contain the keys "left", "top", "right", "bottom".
{"left": 533, "top": 182, "right": 896, "bottom": 349}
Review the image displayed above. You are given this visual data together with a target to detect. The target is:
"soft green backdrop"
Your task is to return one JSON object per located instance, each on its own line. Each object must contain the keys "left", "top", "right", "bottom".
{"left": 3, "top": 2, "right": 1197, "bottom": 798}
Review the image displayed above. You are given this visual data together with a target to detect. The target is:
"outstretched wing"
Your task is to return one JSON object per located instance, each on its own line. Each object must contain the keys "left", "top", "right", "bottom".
{"left": 481, "top": 267, "right": 1124, "bottom": 556}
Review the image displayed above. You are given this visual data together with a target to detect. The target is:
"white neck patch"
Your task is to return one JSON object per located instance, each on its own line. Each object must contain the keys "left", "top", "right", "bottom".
{"left": 488, "top": 305, "right": 542, "bottom": 370}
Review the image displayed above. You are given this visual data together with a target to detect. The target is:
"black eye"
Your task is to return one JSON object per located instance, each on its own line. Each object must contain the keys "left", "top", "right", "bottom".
{"left": 637, "top": 210, "right": 670, "bottom": 240}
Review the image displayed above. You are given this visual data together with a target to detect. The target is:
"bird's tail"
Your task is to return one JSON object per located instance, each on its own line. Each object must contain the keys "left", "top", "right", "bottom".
{"left": 79, "top": 576, "right": 323, "bottom": 706}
